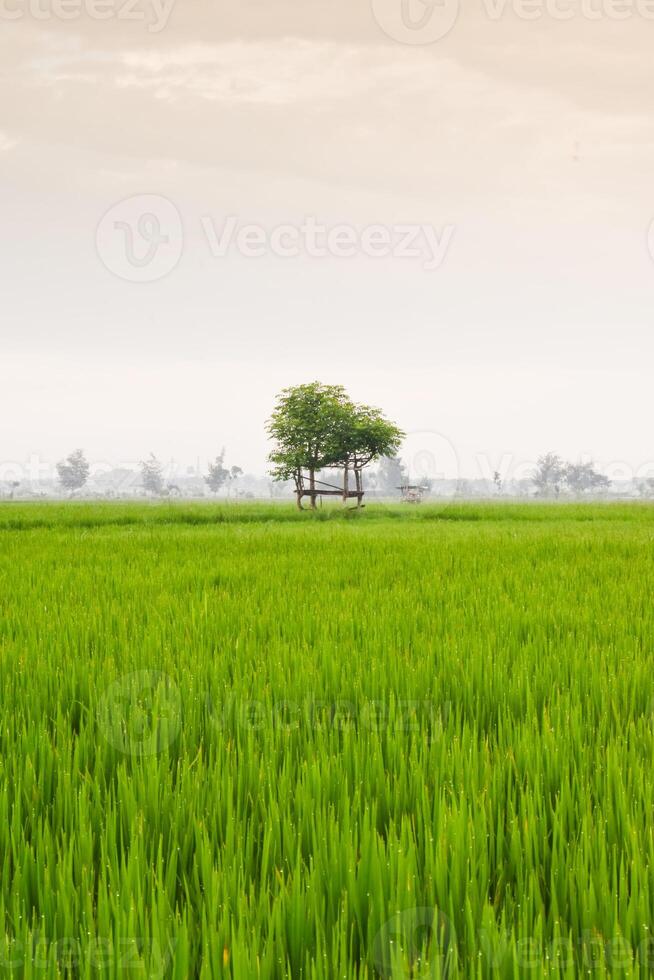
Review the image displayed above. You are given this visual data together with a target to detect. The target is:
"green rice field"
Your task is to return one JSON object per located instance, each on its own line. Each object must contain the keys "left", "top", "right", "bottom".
{"left": 1, "top": 501, "right": 654, "bottom": 978}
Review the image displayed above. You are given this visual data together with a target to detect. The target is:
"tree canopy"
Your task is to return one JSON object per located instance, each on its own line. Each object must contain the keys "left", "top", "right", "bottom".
{"left": 267, "top": 382, "right": 403, "bottom": 508}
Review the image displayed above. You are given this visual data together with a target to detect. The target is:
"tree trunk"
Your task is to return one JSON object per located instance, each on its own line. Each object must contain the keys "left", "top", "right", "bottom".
{"left": 294, "top": 470, "right": 304, "bottom": 510}
{"left": 355, "top": 469, "right": 363, "bottom": 507}
{"left": 309, "top": 469, "right": 317, "bottom": 510}
{"left": 343, "top": 463, "right": 349, "bottom": 504}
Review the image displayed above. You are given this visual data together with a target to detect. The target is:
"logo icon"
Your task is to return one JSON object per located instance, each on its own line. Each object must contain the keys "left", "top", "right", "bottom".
{"left": 97, "top": 670, "right": 182, "bottom": 756}
{"left": 96, "top": 194, "right": 183, "bottom": 283}
{"left": 371, "top": 0, "right": 460, "bottom": 44}
{"left": 372, "top": 906, "right": 452, "bottom": 978}
{"left": 647, "top": 219, "right": 654, "bottom": 267}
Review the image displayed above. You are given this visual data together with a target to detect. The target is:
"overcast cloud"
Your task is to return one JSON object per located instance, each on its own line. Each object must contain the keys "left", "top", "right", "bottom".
{"left": 2, "top": 3, "right": 654, "bottom": 476}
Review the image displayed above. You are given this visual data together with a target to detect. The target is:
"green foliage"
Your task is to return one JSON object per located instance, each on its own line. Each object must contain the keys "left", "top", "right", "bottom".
{"left": 205, "top": 454, "right": 243, "bottom": 496}
{"left": 267, "top": 382, "right": 351, "bottom": 481}
{"left": 266, "top": 383, "right": 403, "bottom": 486}
{"left": 205, "top": 452, "right": 229, "bottom": 495}
{"left": 341, "top": 403, "right": 404, "bottom": 470}
{"left": 1, "top": 502, "right": 654, "bottom": 976}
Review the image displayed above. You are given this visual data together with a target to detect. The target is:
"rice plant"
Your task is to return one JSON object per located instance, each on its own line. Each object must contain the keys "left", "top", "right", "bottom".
{"left": 1, "top": 502, "right": 653, "bottom": 977}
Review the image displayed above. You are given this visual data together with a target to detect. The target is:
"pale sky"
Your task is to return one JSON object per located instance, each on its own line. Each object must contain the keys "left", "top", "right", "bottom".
{"left": 2, "top": 1, "right": 654, "bottom": 479}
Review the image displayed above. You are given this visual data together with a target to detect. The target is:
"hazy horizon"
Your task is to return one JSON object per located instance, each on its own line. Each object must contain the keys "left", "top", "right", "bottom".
{"left": 3, "top": 1, "right": 654, "bottom": 478}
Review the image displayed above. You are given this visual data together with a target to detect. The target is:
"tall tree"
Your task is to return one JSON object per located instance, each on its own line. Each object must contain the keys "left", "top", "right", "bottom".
{"left": 267, "top": 383, "right": 403, "bottom": 508}
{"left": 56, "top": 449, "right": 90, "bottom": 495}
{"left": 533, "top": 453, "right": 566, "bottom": 497}
{"left": 205, "top": 451, "right": 229, "bottom": 496}
{"left": 267, "top": 382, "right": 352, "bottom": 509}
{"left": 140, "top": 454, "right": 164, "bottom": 496}
{"left": 564, "top": 461, "right": 610, "bottom": 495}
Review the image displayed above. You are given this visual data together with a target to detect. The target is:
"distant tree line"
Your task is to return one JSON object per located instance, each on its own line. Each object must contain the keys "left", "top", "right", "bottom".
{"left": 45, "top": 446, "right": 620, "bottom": 501}
{"left": 33, "top": 416, "right": 648, "bottom": 504}
{"left": 52, "top": 448, "right": 244, "bottom": 498}
{"left": 532, "top": 453, "right": 610, "bottom": 497}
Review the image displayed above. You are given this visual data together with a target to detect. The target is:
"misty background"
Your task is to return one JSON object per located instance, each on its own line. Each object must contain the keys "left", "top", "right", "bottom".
{"left": 2, "top": 1, "right": 654, "bottom": 480}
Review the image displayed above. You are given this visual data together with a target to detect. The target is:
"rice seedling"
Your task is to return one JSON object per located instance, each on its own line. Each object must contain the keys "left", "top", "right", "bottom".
{"left": 1, "top": 502, "right": 653, "bottom": 977}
